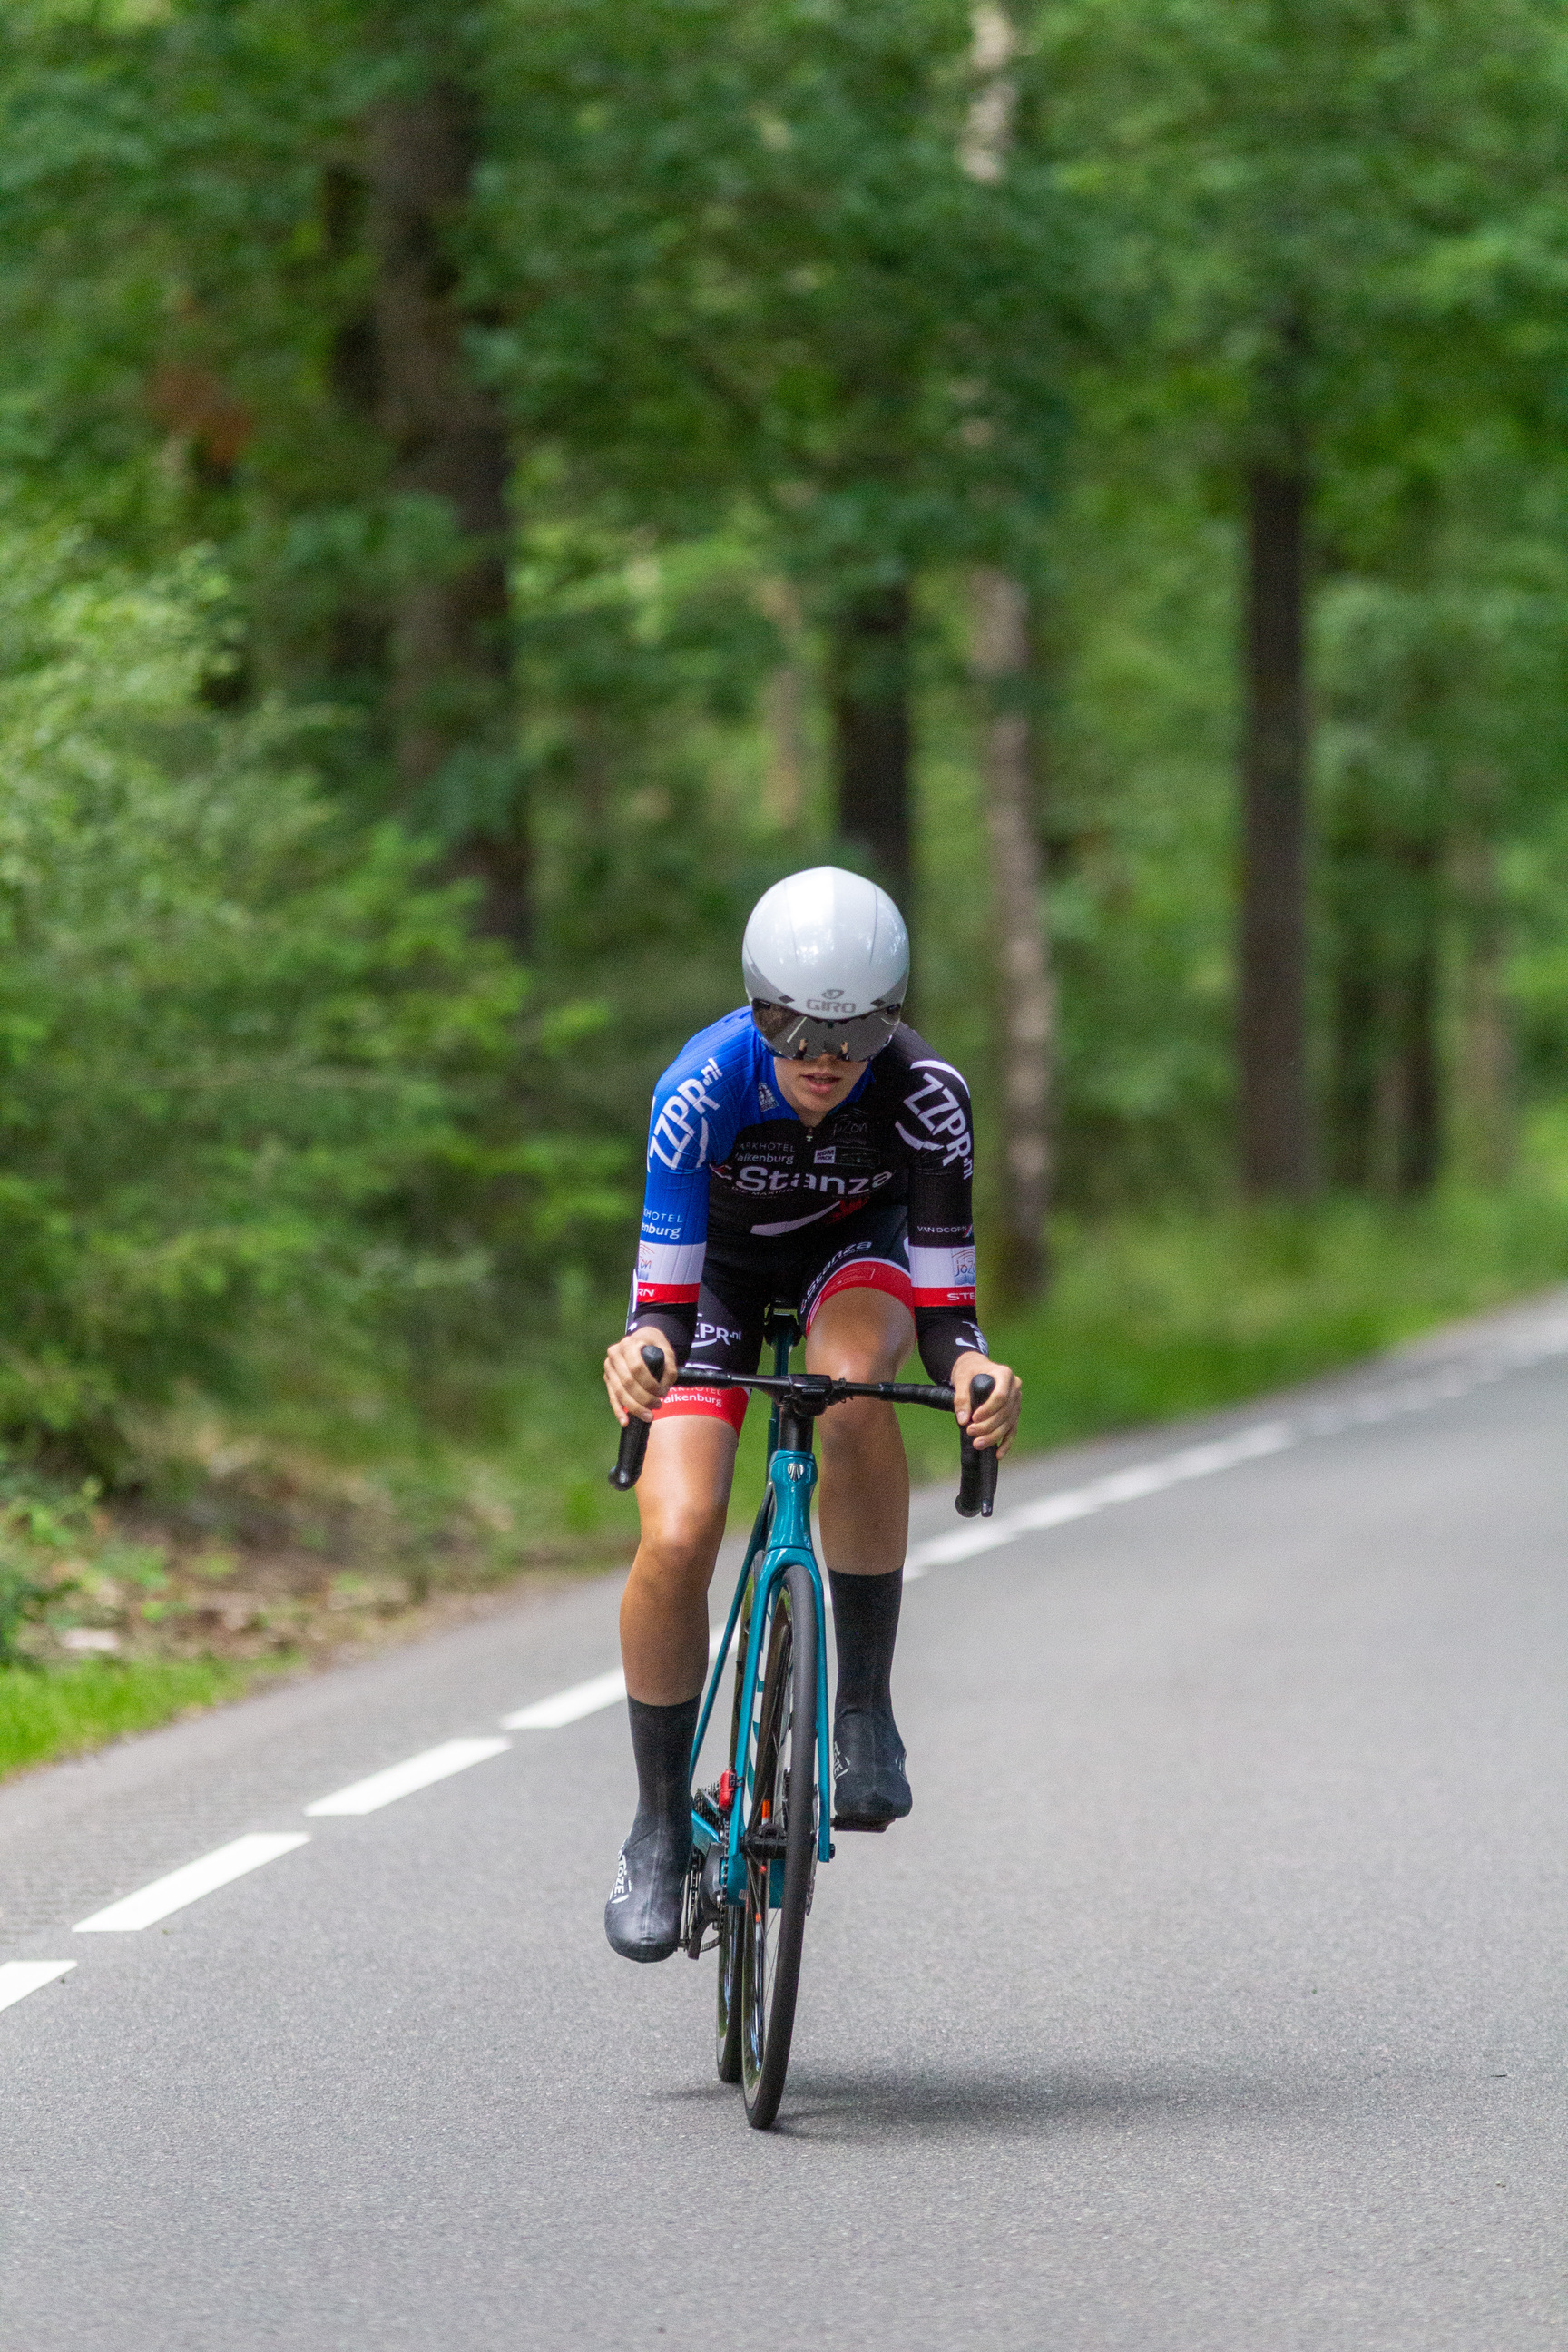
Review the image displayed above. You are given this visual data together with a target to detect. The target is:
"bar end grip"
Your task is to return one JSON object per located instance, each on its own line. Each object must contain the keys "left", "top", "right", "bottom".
{"left": 956, "top": 1372, "right": 998, "bottom": 1519}
{"left": 608, "top": 1344, "right": 667, "bottom": 1490}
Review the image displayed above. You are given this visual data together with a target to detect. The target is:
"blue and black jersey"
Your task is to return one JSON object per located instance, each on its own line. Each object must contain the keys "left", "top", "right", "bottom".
{"left": 630, "top": 1007, "right": 984, "bottom": 1384}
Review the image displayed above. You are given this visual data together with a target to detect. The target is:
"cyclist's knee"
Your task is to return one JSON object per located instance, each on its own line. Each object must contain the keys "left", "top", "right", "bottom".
{"left": 818, "top": 1391, "right": 901, "bottom": 1462}
{"left": 805, "top": 1287, "right": 913, "bottom": 1388}
{"left": 632, "top": 1497, "right": 725, "bottom": 1594}
{"left": 807, "top": 1322, "right": 906, "bottom": 1387}
{"left": 809, "top": 1334, "right": 906, "bottom": 1407}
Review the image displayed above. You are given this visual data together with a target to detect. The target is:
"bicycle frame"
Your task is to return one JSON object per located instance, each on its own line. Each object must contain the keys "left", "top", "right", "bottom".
{"left": 688, "top": 1319, "right": 834, "bottom": 1902}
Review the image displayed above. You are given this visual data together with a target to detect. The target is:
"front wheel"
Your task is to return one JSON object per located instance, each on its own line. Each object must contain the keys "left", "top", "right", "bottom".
{"left": 740, "top": 1562, "right": 819, "bottom": 2130}
{"left": 715, "top": 1594, "right": 750, "bottom": 2086}
{"left": 715, "top": 1904, "right": 743, "bottom": 2084}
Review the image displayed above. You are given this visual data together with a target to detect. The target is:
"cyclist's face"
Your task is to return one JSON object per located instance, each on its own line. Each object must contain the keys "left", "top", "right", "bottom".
{"left": 773, "top": 1051, "right": 868, "bottom": 1126}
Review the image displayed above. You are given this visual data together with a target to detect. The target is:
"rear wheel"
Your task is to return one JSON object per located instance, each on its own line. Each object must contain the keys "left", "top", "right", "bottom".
{"left": 740, "top": 1562, "right": 818, "bottom": 2130}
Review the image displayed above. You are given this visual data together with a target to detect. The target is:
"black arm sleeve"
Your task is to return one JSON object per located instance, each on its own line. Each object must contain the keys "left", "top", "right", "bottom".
{"left": 899, "top": 1048, "right": 986, "bottom": 1385}
{"left": 628, "top": 1293, "right": 697, "bottom": 1370}
{"left": 915, "top": 1300, "right": 987, "bottom": 1387}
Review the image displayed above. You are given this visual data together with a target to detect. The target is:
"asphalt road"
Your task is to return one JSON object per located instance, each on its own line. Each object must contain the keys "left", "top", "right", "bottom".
{"left": 2, "top": 1294, "right": 1565, "bottom": 2350}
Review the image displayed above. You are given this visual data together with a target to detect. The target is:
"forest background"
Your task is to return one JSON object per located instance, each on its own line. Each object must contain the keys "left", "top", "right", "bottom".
{"left": 3, "top": 0, "right": 1568, "bottom": 1763}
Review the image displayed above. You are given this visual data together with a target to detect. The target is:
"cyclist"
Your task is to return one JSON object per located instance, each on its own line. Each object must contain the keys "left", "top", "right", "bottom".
{"left": 603, "top": 866, "right": 1022, "bottom": 1961}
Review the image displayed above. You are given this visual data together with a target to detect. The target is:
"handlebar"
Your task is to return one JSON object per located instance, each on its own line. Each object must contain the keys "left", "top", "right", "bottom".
{"left": 609, "top": 1346, "right": 1002, "bottom": 1517}
{"left": 609, "top": 1345, "right": 667, "bottom": 1490}
{"left": 956, "top": 1373, "right": 998, "bottom": 1518}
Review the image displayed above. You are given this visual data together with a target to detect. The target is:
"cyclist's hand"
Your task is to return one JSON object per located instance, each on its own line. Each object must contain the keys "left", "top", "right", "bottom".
{"left": 604, "top": 1328, "right": 676, "bottom": 1426}
{"left": 952, "top": 1352, "right": 1022, "bottom": 1458}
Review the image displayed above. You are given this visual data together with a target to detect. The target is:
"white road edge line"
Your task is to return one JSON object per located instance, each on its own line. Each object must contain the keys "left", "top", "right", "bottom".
{"left": 905, "top": 1420, "right": 1295, "bottom": 1573}
{"left": 502, "top": 1327, "right": 1568, "bottom": 1715}
{"left": 74, "top": 1833, "right": 309, "bottom": 1933}
{"left": 35, "top": 1322, "right": 1565, "bottom": 1984}
{"left": 305, "top": 1737, "right": 511, "bottom": 1818}
{"left": 0, "top": 1960, "right": 76, "bottom": 2012}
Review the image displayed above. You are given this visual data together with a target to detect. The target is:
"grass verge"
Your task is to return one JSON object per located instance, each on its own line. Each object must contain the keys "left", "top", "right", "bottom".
{"left": 892, "top": 1188, "right": 1568, "bottom": 1486}
{"left": 0, "top": 1656, "right": 259, "bottom": 1780}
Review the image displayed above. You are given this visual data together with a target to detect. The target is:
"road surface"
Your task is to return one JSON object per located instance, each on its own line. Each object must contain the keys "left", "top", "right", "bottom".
{"left": 2, "top": 1294, "right": 1565, "bottom": 2349}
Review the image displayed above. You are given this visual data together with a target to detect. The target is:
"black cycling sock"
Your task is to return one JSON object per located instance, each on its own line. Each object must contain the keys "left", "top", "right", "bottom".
{"left": 626, "top": 1693, "right": 701, "bottom": 1831}
{"left": 828, "top": 1568, "right": 903, "bottom": 1717}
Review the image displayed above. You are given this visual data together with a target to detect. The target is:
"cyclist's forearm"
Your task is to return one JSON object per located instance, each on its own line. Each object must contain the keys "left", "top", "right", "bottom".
{"left": 628, "top": 1305, "right": 694, "bottom": 1367}
{"left": 913, "top": 1305, "right": 987, "bottom": 1387}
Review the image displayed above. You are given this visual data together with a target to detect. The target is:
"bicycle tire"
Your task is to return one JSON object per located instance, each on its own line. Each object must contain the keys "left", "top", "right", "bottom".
{"left": 714, "top": 1602, "right": 748, "bottom": 2085}
{"left": 715, "top": 1906, "right": 743, "bottom": 2082}
{"left": 740, "top": 1561, "right": 818, "bottom": 2130}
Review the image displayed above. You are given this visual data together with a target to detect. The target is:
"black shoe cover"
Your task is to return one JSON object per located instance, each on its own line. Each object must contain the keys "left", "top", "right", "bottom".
{"left": 832, "top": 1704, "right": 912, "bottom": 1830}
{"left": 603, "top": 1814, "right": 691, "bottom": 1962}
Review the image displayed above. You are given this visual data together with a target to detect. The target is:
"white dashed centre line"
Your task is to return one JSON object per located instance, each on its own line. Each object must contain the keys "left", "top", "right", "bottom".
{"left": 34, "top": 1317, "right": 1567, "bottom": 1987}
{"left": 503, "top": 1670, "right": 625, "bottom": 1730}
{"left": 304, "top": 1736, "right": 511, "bottom": 1817}
{"left": 503, "top": 1622, "right": 727, "bottom": 1730}
{"left": 0, "top": 1960, "right": 76, "bottom": 2012}
{"left": 74, "top": 1833, "right": 310, "bottom": 1933}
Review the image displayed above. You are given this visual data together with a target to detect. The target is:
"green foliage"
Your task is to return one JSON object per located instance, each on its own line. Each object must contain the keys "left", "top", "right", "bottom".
{"left": 0, "top": 1568, "right": 58, "bottom": 1670}
{"left": 893, "top": 1180, "right": 1568, "bottom": 1487}
{"left": 0, "top": 525, "right": 619, "bottom": 1458}
{"left": 484, "top": 0, "right": 1073, "bottom": 570}
{"left": 0, "top": 0, "right": 1565, "bottom": 1602}
{"left": 0, "top": 1654, "right": 253, "bottom": 1778}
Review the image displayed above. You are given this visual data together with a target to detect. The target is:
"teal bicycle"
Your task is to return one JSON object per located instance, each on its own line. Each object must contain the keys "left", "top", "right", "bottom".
{"left": 611, "top": 1303, "right": 996, "bottom": 2130}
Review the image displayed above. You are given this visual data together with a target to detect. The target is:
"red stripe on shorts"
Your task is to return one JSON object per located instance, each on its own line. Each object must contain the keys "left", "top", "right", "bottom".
{"left": 654, "top": 1383, "right": 749, "bottom": 1434}
{"left": 807, "top": 1257, "right": 915, "bottom": 1326}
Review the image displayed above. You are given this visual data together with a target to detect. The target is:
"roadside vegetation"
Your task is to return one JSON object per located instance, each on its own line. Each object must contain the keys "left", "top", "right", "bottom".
{"left": 2, "top": 1, "right": 1568, "bottom": 1774}
{"left": 5, "top": 1177, "right": 1566, "bottom": 1779}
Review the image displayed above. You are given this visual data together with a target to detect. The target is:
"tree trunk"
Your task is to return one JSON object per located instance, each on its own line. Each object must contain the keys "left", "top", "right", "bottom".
{"left": 762, "top": 663, "right": 808, "bottom": 829}
{"left": 970, "top": 567, "right": 1052, "bottom": 1304}
{"left": 958, "top": 10, "right": 1050, "bottom": 1298}
{"left": 1238, "top": 460, "right": 1314, "bottom": 1197}
{"left": 363, "top": 83, "right": 527, "bottom": 947}
{"left": 828, "top": 582, "right": 913, "bottom": 910}
{"left": 757, "top": 579, "right": 809, "bottom": 829}
{"left": 1330, "top": 960, "right": 1377, "bottom": 1188}
{"left": 1329, "top": 906, "right": 1377, "bottom": 1189}
{"left": 1389, "top": 857, "right": 1441, "bottom": 1195}
{"left": 1326, "top": 790, "right": 1378, "bottom": 1189}
{"left": 1331, "top": 820, "right": 1445, "bottom": 1197}
{"left": 1453, "top": 829, "right": 1513, "bottom": 1185}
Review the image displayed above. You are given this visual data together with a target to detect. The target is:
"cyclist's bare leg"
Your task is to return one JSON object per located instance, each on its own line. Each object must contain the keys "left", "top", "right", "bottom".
{"left": 607, "top": 1414, "right": 739, "bottom": 1960}
{"left": 806, "top": 1285, "right": 916, "bottom": 1577}
{"left": 619, "top": 1413, "right": 739, "bottom": 1703}
{"left": 805, "top": 1284, "right": 918, "bottom": 1825}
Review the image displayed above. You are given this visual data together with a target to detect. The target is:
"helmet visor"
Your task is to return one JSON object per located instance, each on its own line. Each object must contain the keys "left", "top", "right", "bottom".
{"left": 750, "top": 999, "right": 902, "bottom": 1062}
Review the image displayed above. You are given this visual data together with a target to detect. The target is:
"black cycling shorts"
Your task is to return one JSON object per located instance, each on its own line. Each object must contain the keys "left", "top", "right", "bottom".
{"left": 652, "top": 1202, "right": 913, "bottom": 1434}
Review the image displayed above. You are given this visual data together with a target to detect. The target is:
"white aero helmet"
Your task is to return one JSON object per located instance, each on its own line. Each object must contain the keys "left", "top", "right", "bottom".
{"left": 742, "top": 865, "right": 909, "bottom": 1060}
